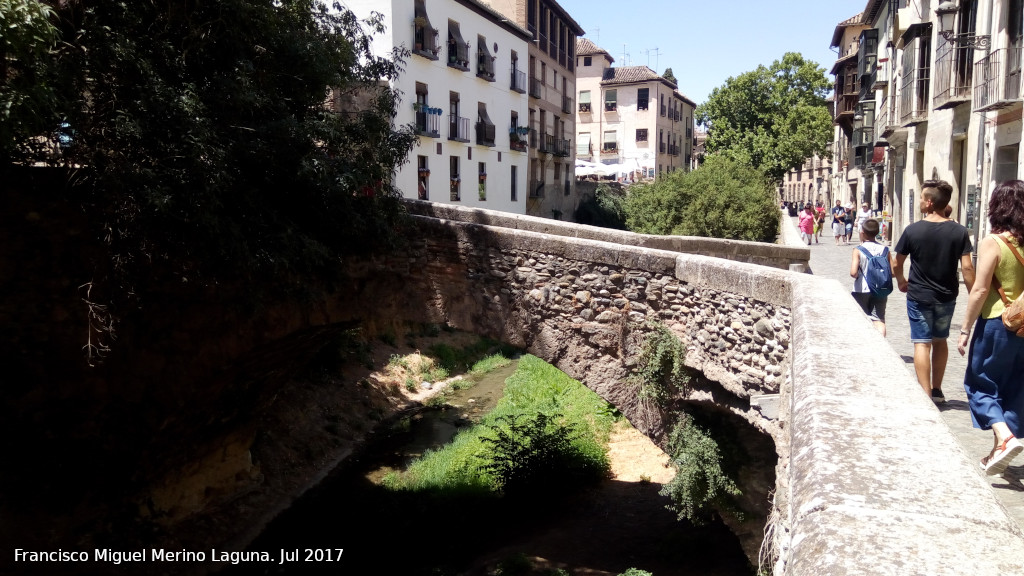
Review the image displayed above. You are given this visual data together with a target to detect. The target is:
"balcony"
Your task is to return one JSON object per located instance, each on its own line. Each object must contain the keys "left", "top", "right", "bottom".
{"left": 529, "top": 76, "right": 542, "bottom": 99}
{"left": 553, "top": 138, "right": 570, "bottom": 157}
{"left": 601, "top": 142, "right": 618, "bottom": 155}
{"left": 529, "top": 126, "right": 537, "bottom": 149}
{"left": 448, "top": 115, "right": 470, "bottom": 142}
{"left": 476, "top": 52, "right": 495, "bottom": 82}
{"left": 414, "top": 110, "right": 440, "bottom": 138}
{"left": 604, "top": 101, "right": 617, "bottom": 112}
{"left": 660, "top": 104, "right": 666, "bottom": 116}
{"left": 510, "top": 69, "right": 526, "bottom": 93}
{"left": 578, "top": 102, "right": 592, "bottom": 113}
{"left": 637, "top": 99, "right": 649, "bottom": 111}
{"left": 529, "top": 180, "right": 544, "bottom": 198}
{"left": 852, "top": 125, "right": 875, "bottom": 149}
{"left": 668, "top": 144, "right": 679, "bottom": 156}
{"left": 873, "top": 63, "right": 889, "bottom": 90}
{"left": 509, "top": 131, "right": 528, "bottom": 152}
{"left": 412, "top": 21, "right": 440, "bottom": 60}
{"left": 835, "top": 93, "right": 858, "bottom": 122}
{"left": 973, "top": 47, "right": 1023, "bottom": 112}
{"left": 475, "top": 122, "right": 496, "bottom": 146}
{"left": 876, "top": 97, "right": 902, "bottom": 139}
{"left": 934, "top": 40, "right": 974, "bottom": 110}
{"left": 447, "top": 40, "right": 470, "bottom": 71}
{"left": 562, "top": 95, "right": 573, "bottom": 114}
{"left": 899, "top": 65, "right": 930, "bottom": 126}
{"left": 540, "top": 133, "right": 554, "bottom": 154}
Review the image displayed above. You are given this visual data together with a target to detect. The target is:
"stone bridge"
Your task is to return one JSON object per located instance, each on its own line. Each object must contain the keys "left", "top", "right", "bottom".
{"left": 6, "top": 172, "right": 1024, "bottom": 574}
{"left": 342, "top": 201, "right": 1024, "bottom": 575}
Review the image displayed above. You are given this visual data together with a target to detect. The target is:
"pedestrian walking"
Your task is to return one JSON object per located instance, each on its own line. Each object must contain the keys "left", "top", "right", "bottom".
{"left": 798, "top": 203, "right": 816, "bottom": 246}
{"left": 831, "top": 200, "right": 846, "bottom": 245}
{"left": 894, "top": 179, "right": 976, "bottom": 403}
{"left": 843, "top": 203, "right": 855, "bottom": 245}
{"left": 856, "top": 202, "right": 871, "bottom": 234}
{"left": 814, "top": 202, "right": 827, "bottom": 243}
{"left": 850, "top": 218, "right": 895, "bottom": 337}
{"left": 956, "top": 180, "right": 1024, "bottom": 476}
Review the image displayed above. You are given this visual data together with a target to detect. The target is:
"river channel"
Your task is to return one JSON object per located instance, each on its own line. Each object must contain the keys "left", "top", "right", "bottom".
{"left": 227, "top": 358, "right": 753, "bottom": 576}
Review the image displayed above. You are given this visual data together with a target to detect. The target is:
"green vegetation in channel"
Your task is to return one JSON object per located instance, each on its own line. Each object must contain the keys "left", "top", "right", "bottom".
{"left": 382, "top": 355, "right": 615, "bottom": 497}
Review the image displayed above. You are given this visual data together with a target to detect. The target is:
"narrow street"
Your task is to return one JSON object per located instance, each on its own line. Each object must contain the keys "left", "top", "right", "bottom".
{"left": 788, "top": 215, "right": 1024, "bottom": 528}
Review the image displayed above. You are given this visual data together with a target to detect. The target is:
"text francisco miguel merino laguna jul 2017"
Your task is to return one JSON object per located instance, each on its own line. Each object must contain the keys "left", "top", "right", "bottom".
{"left": 14, "top": 548, "right": 345, "bottom": 565}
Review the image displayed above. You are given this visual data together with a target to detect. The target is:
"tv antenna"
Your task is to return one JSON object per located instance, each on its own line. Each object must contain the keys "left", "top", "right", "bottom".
{"left": 646, "top": 47, "right": 662, "bottom": 71}
{"left": 621, "top": 44, "right": 630, "bottom": 66}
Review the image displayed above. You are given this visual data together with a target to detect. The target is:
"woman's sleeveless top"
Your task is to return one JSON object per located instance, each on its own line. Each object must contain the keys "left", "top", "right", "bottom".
{"left": 982, "top": 234, "right": 1024, "bottom": 319}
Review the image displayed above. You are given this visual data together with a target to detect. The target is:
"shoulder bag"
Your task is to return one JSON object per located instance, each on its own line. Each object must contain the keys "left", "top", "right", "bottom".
{"left": 991, "top": 235, "right": 1024, "bottom": 337}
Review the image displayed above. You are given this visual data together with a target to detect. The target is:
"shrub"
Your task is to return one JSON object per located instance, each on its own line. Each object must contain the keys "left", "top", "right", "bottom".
{"left": 574, "top": 183, "right": 627, "bottom": 229}
{"left": 479, "top": 412, "right": 605, "bottom": 497}
{"left": 659, "top": 414, "right": 741, "bottom": 525}
{"left": 624, "top": 155, "right": 779, "bottom": 242}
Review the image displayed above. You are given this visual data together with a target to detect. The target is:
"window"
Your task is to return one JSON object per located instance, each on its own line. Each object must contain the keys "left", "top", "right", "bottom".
{"left": 478, "top": 162, "right": 487, "bottom": 201}
{"left": 602, "top": 130, "right": 617, "bottom": 152}
{"left": 660, "top": 94, "right": 665, "bottom": 116}
{"left": 584, "top": 56, "right": 592, "bottom": 66}
{"left": 578, "top": 90, "right": 591, "bottom": 112}
{"left": 511, "top": 165, "right": 518, "bottom": 201}
{"left": 635, "top": 129, "right": 648, "bottom": 142}
{"left": 637, "top": 88, "right": 649, "bottom": 110}
{"left": 417, "top": 155, "right": 429, "bottom": 200}
{"left": 448, "top": 21, "right": 469, "bottom": 70}
{"left": 577, "top": 133, "right": 591, "bottom": 155}
{"left": 450, "top": 156, "right": 460, "bottom": 201}
{"left": 476, "top": 35, "right": 495, "bottom": 80}
{"left": 604, "top": 89, "right": 617, "bottom": 111}
{"left": 476, "top": 103, "right": 495, "bottom": 146}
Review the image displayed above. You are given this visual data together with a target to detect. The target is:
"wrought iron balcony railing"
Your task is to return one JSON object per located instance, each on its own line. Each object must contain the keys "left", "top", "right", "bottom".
{"left": 414, "top": 111, "right": 440, "bottom": 138}
{"left": 448, "top": 115, "right": 470, "bottom": 142}
{"left": 412, "top": 22, "right": 440, "bottom": 60}
{"left": 510, "top": 69, "right": 527, "bottom": 93}
{"left": 973, "top": 47, "right": 1023, "bottom": 112}
{"left": 475, "top": 122, "right": 496, "bottom": 146}
{"left": 934, "top": 39, "right": 974, "bottom": 109}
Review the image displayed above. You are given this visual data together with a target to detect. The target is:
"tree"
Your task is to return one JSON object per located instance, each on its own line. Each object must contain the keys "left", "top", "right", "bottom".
{"left": 696, "top": 52, "right": 832, "bottom": 181}
{"left": 662, "top": 67, "right": 677, "bottom": 85}
{"left": 0, "top": 0, "right": 59, "bottom": 160}
{"left": 624, "top": 155, "right": 779, "bottom": 242}
{"left": 6, "top": 0, "right": 416, "bottom": 313}
{"left": 574, "top": 183, "right": 627, "bottom": 229}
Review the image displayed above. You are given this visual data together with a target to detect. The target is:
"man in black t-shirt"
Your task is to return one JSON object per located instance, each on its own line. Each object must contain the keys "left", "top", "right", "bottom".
{"left": 894, "top": 179, "right": 975, "bottom": 404}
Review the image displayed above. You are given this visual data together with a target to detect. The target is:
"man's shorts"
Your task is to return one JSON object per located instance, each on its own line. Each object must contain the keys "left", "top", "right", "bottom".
{"left": 852, "top": 292, "right": 887, "bottom": 323}
{"left": 906, "top": 299, "right": 957, "bottom": 343}
{"left": 832, "top": 222, "right": 842, "bottom": 236}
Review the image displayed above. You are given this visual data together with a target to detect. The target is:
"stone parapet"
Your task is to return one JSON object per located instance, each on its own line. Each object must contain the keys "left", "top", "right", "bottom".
{"left": 405, "top": 199, "right": 811, "bottom": 272}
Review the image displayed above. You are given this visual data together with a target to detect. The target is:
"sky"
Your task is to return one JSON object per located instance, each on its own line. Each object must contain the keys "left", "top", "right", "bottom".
{"left": 556, "top": 0, "right": 866, "bottom": 105}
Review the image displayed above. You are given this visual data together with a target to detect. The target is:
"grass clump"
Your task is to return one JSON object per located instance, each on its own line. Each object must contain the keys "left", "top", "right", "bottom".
{"left": 382, "top": 355, "right": 615, "bottom": 497}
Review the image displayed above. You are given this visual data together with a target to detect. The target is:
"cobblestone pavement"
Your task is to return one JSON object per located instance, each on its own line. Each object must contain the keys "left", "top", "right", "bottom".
{"left": 790, "top": 217, "right": 1024, "bottom": 528}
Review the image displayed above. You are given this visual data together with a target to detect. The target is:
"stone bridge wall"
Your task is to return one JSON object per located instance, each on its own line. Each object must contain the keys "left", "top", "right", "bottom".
{"left": 351, "top": 204, "right": 1024, "bottom": 576}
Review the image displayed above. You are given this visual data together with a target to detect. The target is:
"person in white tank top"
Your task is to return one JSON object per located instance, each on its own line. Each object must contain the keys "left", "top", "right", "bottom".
{"left": 849, "top": 218, "right": 895, "bottom": 337}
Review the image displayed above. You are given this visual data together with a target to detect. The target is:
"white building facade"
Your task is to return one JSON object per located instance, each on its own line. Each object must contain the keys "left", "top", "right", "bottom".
{"left": 574, "top": 39, "right": 695, "bottom": 180}
{"left": 348, "top": 0, "right": 532, "bottom": 213}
